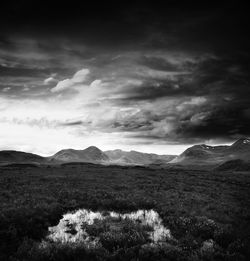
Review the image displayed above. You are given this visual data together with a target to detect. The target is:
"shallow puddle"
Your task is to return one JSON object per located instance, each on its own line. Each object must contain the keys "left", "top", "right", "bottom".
{"left": 47, "top": 209, "right": 171, "bottom": 247}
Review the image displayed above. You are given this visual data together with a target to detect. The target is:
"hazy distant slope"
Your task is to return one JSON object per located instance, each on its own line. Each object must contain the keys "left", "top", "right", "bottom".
{"left": 0, "top": 150, "right": 46, "bottom": 164}
{"left": 50, "top": 146, "right": 109, "bottom": 163}
{"left": 171, "top": 138, "right": 250, "bottom": 165}
{"left": 105, "top": 149, "right": 176, "bottom": 165}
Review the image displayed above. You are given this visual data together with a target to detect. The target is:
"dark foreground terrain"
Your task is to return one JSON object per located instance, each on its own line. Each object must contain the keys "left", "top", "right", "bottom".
{"left": 0, "top": 163, "right": 250, "bottom": 260}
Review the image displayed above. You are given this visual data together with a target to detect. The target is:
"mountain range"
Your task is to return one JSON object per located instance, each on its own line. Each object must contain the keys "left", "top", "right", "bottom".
{"left": 0, "top": 138, "right": 250, "bottom": 167}
{"left": 0, "top": 146, "right": 175, "bottom": 166}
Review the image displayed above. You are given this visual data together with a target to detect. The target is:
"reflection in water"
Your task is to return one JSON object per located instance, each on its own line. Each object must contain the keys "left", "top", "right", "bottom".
{"left": 47, "top": 209, "right": 171, "bottom": 247}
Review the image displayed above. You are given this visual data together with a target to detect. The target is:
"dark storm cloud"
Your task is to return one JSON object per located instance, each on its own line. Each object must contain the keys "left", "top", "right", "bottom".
{"left": 120, "top": 54, "right": 250, "bottom": 101}
{"left": 176, "top": 105, "right": 250, "bottom": 141}
{"left": 2, "top": 1, "right": 247, "bottom": 50}
{"left": 117, "top": 94, "right": 250, "bottom": 144}
{"left": 96, "top": 51, "right": 250, "bottom": 143}
{"left": 112, "top": 76, "right": 191, "bottom": 101}
{"left": 0, "top": 65, "right": 50, "bottom": 77}
{"left": 0, "top": 0, "right": 250, "bottom": 146}
{"left": 138, "top": 56, "right": 182, "bottom": 71}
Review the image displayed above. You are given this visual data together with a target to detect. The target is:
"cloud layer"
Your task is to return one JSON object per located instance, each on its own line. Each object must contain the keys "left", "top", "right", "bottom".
{"left": 0, "top": 2, "right": 249, "bottom": 154}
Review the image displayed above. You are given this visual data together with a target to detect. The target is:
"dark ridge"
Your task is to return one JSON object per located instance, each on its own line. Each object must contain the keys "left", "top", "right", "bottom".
{"left": 1, "top": 163, "right": 39, "bottom": 168}
{"left": 61, "top": 162, "right": 99, "bottom": 167}
{"left": 215, "top": 159, "right": 250, "bottom": 171}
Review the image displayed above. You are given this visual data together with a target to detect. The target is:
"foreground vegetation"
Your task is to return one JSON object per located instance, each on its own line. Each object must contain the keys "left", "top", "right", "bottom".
{"left": 0, "top": 163, "right": 250, "bottom": 260}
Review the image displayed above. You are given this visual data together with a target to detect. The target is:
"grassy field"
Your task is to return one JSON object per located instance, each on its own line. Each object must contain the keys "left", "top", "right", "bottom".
{"left": 0, "top": 163, "right": 250, "bottom": 260}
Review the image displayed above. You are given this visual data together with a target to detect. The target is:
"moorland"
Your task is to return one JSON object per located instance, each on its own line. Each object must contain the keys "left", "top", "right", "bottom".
{"left": 0, "top": 163, "right": 250, "bottom": 260}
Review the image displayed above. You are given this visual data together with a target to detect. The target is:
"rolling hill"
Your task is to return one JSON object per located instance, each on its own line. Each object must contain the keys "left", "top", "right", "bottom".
{"left": 0, "top": 150, "right": 46, "bottom": 164}
{"left": 170, "top": 138, "right": 250, "bottom": 165}
{"left": 49, "top": 146, "right": 109, "bottom": 163}
{"left": 105, "top": 149, "right": 176, "bottom": 165}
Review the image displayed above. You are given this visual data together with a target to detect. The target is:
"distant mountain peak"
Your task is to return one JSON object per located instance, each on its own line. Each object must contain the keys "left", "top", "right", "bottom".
{"left": 193, "top": 144, "right": 213, "bottom": 150}
{"left": 239, "top": 137, "right": 249, "bottom": 142}
{"left": 233, "top": 137, "right": 250, "bottom": 145}
{"left": 84, "top": 146, "right": 102, "bottom": 152}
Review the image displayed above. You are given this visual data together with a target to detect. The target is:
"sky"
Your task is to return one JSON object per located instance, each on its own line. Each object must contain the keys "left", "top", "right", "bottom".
{"left": 0, "top": 0, "right": 250, "bottom": 156}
